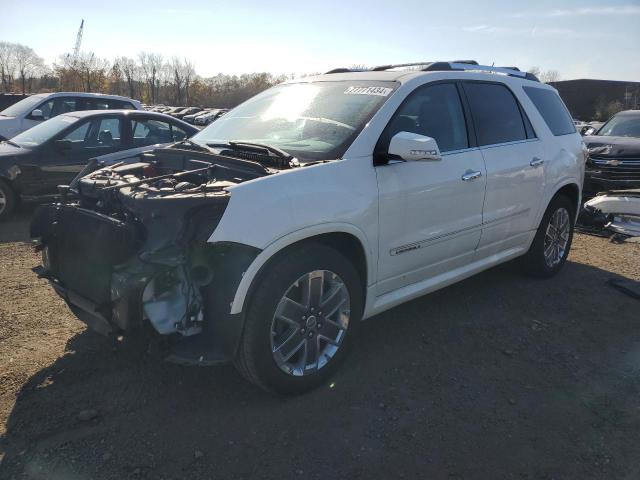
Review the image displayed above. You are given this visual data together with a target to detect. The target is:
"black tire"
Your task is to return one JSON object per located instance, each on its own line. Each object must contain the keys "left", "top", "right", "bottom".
{"left": 521, "top": 194, "right": 575, "bottom": 278}
{"left": 0, "top": 178, "right": 17, "bottom": 222}
{"left": 234, "top": 242, "right": 363, "bottom": 395}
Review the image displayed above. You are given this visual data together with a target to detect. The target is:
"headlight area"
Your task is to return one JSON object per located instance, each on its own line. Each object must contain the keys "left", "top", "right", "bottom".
{"left": 31, "top": 198, "right": 260, "bottom": 364}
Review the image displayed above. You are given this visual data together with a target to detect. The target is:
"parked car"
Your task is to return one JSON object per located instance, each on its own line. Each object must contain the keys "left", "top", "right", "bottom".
{"left": 183, "top": 109, "right": 211, "bottom": 124}
{"left": 172, "top": 107, "right": 202, "bottom": 120}
{"left": 0, "top": 92, "right": 142, "bottom": 141}
{"left": 31, "top": 61, "right": 584, "bottom": 394}
{"left": 194, "top": 109, "right": 227, "bottom": 126}
{"left": 582, "top": 110, "right": 640, "bottom": 196}
{"left": 0, "top": 110, "right": 197, "bottom": 219}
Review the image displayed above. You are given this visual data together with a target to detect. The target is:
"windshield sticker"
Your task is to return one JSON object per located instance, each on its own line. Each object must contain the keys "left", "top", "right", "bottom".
{"left": 344, "top": 86, "right": 393, "bottom": 97}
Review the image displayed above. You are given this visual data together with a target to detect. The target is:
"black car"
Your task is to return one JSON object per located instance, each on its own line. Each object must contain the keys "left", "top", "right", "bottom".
{"left": 583, "top": 110, "right": 640, "bottom": 196}
{"left": 0, "top": 110, "right": 198, "bottom": 220}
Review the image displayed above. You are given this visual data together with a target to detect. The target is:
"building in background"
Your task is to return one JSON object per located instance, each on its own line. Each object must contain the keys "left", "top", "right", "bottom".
{"left": 550, "top": 79, "right": 640, "bottom": 121}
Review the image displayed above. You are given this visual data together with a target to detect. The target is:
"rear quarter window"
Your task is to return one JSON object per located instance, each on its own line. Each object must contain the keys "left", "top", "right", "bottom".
{"left": 523, "top": 87, "right": 576, "bottom": 136}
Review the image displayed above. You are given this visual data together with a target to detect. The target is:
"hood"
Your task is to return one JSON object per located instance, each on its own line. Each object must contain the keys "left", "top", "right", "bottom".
{"left": 0, "top": 141, "right": 28, "bottom": 158}
{"left": 584, "top": 135, "right": 640, "bottom": 158}
{"left": 0, "top": 117, "right": 20, "bottom": 139}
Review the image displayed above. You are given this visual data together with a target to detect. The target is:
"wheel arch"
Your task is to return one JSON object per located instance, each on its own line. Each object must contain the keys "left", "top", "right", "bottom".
{"left": 227, "top": 224, "right": 372, "bottom": 316}
{"left": 552, "top": 181, "right": 581, "bottom": 218}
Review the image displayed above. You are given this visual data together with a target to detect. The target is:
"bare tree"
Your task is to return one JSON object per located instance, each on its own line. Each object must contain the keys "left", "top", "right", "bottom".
{"left": 138, "top": 52, "right": 163, "bottom": 103}
{"left": 527, "top": 66, "right": 560, "bottom": 84}
{"left": 170, "top": 56, "right": 184, "bottom": 105}
{"left": 0, "top": 42, "right": 17, "bottom": 92}
{"left": 182, "top": 58, "right": 195, "bottom": 105}
{"left": 115, "top": 56, "right": 138, "bottom": 99}
{"left": 14, "top": 44, "right": 45, "bottom": 93}
{"left": 76, "top": 52, "right": 109, "bottom": 92}
{"left": 540, "top": 70, "right": 560, "bottom": 84}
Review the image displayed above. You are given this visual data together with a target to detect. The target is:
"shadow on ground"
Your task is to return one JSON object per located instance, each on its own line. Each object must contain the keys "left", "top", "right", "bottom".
{"left": 1, "top": 260, "right": 639, "bottom": 479}
{"left": 0, "top": 205, "right": 34, "bottom": 244}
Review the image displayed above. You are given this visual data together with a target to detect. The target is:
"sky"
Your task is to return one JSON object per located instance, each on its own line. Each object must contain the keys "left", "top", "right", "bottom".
{"left": 1, "top": 0, "right": 639, "bottom": 81}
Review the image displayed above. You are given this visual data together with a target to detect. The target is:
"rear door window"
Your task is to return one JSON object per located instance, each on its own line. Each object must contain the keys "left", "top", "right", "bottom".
{"left": 523, "top": 87, "right": 576, "bottom": 136}
{"left": 131, "top": 118, "right": 188, "bottom": 146}
{"left": 463, "top": 82, "right": 527, "bottom": 146}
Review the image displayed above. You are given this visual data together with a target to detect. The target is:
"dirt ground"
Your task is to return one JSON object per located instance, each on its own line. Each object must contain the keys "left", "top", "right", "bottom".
{"left": 0, "top": 208, "right": 639, "bottom": 480}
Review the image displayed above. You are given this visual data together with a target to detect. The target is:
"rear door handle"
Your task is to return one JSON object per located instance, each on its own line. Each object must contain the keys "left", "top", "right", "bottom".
{"left": 461, "top": 170, "right": 482, "bottom": 181}
{"left": 530, "top": 157, "right": 544, "bottom": 167}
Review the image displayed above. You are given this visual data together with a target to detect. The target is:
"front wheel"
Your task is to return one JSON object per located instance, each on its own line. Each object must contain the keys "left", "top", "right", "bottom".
{"left": 521, "top": 195, "right": 575, "bottom": 277}
{"left": 0, "top": 179, "right": 17, "bottom": 222}
{"left": 234, "top": 243, "right": 363, "bottom": 394}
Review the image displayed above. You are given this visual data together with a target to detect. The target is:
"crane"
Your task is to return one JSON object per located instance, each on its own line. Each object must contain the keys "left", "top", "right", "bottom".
{"left": 70, "top": 19, "right": 84, "bottom": 65}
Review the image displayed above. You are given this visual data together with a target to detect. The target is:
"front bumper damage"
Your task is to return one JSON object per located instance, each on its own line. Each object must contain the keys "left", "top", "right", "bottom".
{"left": 30, "top": 149, "right": 267, "bottom": 364}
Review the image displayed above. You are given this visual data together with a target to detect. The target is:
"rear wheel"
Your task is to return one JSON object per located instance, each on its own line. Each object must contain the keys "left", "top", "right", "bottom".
{"left": 0, "top": 179, "right": 17, "bottom": 221}
{"left": 521, "top": 195, "right": 575, "bottom": 277}
{"left": 234, "top": 243, "right": 363, "bottom": 394}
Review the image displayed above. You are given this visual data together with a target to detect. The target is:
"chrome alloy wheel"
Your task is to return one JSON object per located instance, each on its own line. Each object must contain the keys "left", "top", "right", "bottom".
{"left": 270, "top": 270, "right": 351, "bottom": 376}
{"left": 544, "top": 207, "right": 570, "bottom": 268}
{"left": 0, "top": 188, "right": 6, "bottom": 215}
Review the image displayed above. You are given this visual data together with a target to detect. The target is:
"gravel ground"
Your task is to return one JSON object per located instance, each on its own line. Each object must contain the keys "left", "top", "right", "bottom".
{"left": 0, "top": 209, "right": 639, "bottom": 480}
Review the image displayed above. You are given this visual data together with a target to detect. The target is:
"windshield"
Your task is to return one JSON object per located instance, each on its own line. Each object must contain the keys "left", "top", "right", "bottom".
{"left": 0, "top": 95, "right": 45, "bottom": 118}
{"left": 597, "top": 114, "right": 640, "bottom": 138}
{"left": 192, "top": 80, "right": 398, "bottom": 161}
{"left": 11, "top": 115, "right": 79, "bottom": 148}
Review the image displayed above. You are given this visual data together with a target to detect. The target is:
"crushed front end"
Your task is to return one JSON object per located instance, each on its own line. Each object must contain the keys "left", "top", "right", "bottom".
{"left": 31, "top": 147, "right": 268, "bottom": 364}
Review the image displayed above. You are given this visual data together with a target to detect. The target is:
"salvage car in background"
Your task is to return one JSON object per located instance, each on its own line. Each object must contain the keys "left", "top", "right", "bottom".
{"left": 583, "top": 110, "right": 640, "bottom": 196}
{"left": 31, "top": 61, "right": 584, "bottom": 394}
{"left": 194, "top": 109, "right": 228, "bottom": 126}
{"left": 0, "top": 92, "right": 142, "bottom": 141}
{"left": 0, "top": 110, "right": 197, "bottom": 219}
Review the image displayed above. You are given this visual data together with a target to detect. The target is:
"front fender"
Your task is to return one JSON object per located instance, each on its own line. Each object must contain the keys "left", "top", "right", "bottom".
{"left": 227, "top": 222, "right": 373, "bottom": 315}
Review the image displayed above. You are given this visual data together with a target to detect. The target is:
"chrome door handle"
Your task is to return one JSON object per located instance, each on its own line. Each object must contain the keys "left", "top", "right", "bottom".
{"left": 461, "top": 170, "right": 482, "bottom": 181}
{"left": 530, "top": 157, "right": 544, "bottom": 167}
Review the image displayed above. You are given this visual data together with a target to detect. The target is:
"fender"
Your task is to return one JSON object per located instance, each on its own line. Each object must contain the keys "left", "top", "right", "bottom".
{"left": 226, "top": 222, "right": 373, "bottom": 315}
{"left": 537, "top": 176, "right": 582, "bottom": 226}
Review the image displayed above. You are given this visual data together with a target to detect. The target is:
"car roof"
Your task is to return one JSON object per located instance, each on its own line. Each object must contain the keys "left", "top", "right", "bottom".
{"left": 285, "top": 69, "right": 546, "bottom": 87}
{"left": 30, "top": 92, "right": 139, "bottom": 102}
{"left": 60, "top": 110, "right": 198, "bottom": 127}
{"left": 614, "top": 110, "right": 640, "bottom": 117}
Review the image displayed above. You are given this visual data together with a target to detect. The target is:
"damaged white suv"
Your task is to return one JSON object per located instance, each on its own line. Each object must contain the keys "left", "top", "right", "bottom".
{"left": 32, "top": 61, "right": 585, "bottom": 394}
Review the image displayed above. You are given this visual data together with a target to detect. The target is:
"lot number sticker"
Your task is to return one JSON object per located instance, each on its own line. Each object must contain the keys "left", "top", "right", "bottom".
{"left": 344, "top": 86, "right": 393, "bottom": 96}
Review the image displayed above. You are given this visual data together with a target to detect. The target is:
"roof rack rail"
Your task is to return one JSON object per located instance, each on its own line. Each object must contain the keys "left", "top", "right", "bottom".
{"left": 324, "top": 67, "right": 368, "bottom": 74}
{"left": 371, "top": 62, "right": 440, "bottom": 71}
{"left": 325, "top": 61, "right": 540, "bottom": 82}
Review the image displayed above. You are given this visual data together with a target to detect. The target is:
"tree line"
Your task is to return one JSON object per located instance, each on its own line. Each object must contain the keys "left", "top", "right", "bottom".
{"left": 2, "top": 41, "right": 579, "bottom": 113}
{"left": 0, "top": 41, "right": 289, "bottom": 108}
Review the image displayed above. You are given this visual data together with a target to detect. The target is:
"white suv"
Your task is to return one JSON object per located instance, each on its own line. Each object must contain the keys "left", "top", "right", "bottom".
{"left": 32, "top": 61, "right": 585, "bottom": 394}
{"left": 0, "top": 92, "right": 142, "bottom": 140}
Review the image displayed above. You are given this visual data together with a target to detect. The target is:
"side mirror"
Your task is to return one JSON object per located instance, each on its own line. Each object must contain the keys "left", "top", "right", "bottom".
{"left": 388, "top": 131, "right": 442, "bottom": 161}
{"left": 54, "top": 139, "right": 72, "bottom": 151}
{"left": 581, "top": 126, "right": 596, "bottom": 136}
{"left": 30, "top": 109, "right": 44, "bottom": 120}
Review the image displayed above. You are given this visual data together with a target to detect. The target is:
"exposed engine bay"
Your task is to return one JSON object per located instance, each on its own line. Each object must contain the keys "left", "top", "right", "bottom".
{"left": 30, "top": 146, "right": 278, "bottom": 363}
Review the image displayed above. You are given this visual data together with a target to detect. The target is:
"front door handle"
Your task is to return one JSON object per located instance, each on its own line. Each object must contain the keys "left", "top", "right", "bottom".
{"left": 461, "top": 170, "right": 482, "bottom": 182}
{"left": 530, "top": 157, "right": 544, "bottom": 167}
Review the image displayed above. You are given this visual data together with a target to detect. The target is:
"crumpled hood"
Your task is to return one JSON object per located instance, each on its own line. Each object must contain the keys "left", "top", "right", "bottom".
{"left": 584, "top": 135, "right": 640, "bottom": 158}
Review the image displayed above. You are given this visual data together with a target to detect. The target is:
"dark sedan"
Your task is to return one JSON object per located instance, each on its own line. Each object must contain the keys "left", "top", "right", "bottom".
{"left": 583, "top": 110, "right": 640, "bottom": 197}
{"left": 0, "top": 110, "right": 198, "bottom": 220}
